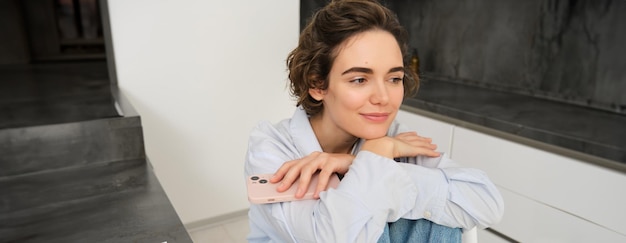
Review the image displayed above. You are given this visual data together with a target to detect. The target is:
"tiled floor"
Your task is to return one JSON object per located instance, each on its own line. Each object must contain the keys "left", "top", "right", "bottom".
{"left": 188, "top": 215, "right": 250, "bottom": 243}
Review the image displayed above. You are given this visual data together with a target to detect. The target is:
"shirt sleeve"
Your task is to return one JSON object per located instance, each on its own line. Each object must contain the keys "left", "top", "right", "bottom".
{"left": 246, "top": 119, "right": 504, "bottom": 242}
{"left": 245, "top": 123, "right": 423, "bottom": 242}
{"left": 389, "top": 122, "right": 505, "bottom": 229}
{"left": 395, "top": 157, "right": 504, "bottom": 229}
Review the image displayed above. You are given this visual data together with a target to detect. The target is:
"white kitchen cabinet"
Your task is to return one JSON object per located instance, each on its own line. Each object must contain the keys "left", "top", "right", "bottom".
{"left": 398, "top": 109, "right": 626, "bottom": 242}
{"left": 492, "top": 185, "right": 626, "bottom": 242}
{"left": 451, "top": 126, "right": 626, "bottom": 238}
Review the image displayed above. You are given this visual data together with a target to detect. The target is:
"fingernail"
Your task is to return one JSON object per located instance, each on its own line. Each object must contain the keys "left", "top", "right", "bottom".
{"left": 296, "top": 188, "right": 303, "bottom": 196}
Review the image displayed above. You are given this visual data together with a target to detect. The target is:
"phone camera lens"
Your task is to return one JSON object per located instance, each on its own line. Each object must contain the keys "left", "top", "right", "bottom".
{"left": 251, "top": 176, "right": 259, "bottom": 181}
{"left": 259, "top": 179, "right": 268, "bottom": 184}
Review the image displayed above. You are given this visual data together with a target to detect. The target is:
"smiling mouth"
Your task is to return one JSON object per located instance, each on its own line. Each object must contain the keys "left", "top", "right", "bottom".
{"left": 361, "top": 113, "right": 390, "bottom": 122}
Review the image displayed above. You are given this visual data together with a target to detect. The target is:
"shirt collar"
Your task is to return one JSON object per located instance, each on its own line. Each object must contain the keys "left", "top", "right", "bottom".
{"left": 290, "top": 107, "right": 323, "bottom": 155}
{"left": 290, "top": 107, "right": 370, "bottom": 156}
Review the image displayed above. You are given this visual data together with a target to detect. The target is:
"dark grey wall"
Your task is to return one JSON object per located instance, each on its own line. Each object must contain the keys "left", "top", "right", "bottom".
{"left": 389, "top": 0, "right": 626, "bottom": 114}
{"left": 300, "top": 0, "right": 626, "bottom": 114}
{"left": 300, "top": 0, "right": 328, "bottom": 32}
{"left": 0, "top": 0, "right": 30, "bottom": 64}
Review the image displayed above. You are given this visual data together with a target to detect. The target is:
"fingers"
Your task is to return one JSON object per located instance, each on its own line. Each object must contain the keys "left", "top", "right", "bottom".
{"left": 294, "top": 162, "right": 319, "bottom": 198}
{"left": 313, "top": 169, "right": 334, "bottom": 199}
{"left": 274, "top": 154, "right": 315, "bottom": 192}
{"left": 391, "top": 132, "right": 442, "bottom": 158}
{"left": 296, "top": 152, "right": 332, "bottom": 198}
{"left": 273, "top": 151, "right": 323, "bottom": 195}
{"left": 396, "top": 132, "right": 433, "bottom": 143}
{"left": 398, "top": 133, "right": 438, "bottom": 150}
{"left": 419, "top": 146, "right": 441, "bottom": 157}
{"left": 270, "top": 151, "right": 353, "bottom": 199}
{"left": 395, "top": 131, "right": 417, "bottom": 138}
{"left": 270, "top": 161, "right": 292, "bottom": 183}
{"left": 275, "top": 164, "right": 305, "bottom": 192}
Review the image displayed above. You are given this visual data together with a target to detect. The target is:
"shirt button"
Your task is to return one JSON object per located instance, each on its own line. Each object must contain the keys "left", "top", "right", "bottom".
{"left": 424, "top": 211, "right": 432, "bottom": 219}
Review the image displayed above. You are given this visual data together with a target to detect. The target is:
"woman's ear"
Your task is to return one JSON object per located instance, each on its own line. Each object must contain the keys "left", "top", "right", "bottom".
{"left": 309, "top": 87, "right": 325, "bottom": 102}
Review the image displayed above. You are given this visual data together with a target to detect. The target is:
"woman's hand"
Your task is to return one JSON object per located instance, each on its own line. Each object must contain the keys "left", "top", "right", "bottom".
{"left": 394, "top": 131, "right": 440, "bottom": 157}
{"left": 270, "top": 152, "right": 354, "bottom": 199}
{"left": 362, "top": 132, "right": 440, "bottom": 159}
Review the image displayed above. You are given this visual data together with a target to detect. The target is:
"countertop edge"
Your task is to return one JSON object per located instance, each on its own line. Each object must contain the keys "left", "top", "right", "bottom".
{"left": 400, "top": 104, "right": 626, "bottom": 174}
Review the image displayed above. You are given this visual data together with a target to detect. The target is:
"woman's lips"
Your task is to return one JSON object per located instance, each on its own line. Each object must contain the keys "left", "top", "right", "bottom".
{"left": 361, "top": 113, "right": 389, "bottom": 122}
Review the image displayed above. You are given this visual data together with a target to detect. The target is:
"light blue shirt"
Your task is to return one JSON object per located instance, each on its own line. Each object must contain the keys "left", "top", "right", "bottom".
{"left": 245, "top": 107, "right": 504, "bottom": 242}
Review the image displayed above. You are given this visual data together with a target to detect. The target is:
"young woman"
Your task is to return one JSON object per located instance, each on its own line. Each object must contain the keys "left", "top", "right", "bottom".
{"left": 244, "top": 0, "right": 503, "bottom": 242}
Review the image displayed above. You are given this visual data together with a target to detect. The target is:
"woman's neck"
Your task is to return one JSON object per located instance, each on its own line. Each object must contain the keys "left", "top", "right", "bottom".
{"left": 310, "top": 114, "right": 358, "bottom": 154}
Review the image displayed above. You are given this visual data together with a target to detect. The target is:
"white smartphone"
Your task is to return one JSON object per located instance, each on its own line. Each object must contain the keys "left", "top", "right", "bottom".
{"left": 247, "top": 173, "right": 340, "bottom": 204}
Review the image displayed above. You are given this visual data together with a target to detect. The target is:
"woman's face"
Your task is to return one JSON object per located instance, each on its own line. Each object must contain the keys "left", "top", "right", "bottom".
{"left": 310, "top": 29, "right": 405, "bottom": 140}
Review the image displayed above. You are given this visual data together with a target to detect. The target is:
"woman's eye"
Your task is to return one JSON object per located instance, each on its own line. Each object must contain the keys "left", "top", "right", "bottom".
{"left": 390, "top": 77, "right": 403, "bottom": 83}
{"left": 350, "top": 78, "right": 366, "bottom": 84}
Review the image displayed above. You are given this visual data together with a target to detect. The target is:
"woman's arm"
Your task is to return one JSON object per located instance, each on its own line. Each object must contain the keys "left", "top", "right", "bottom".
{"left": 245, "top": 122, "right": 421, "bottom": 242}
{"left": 396, "top": 158, "right": 504, "bottom": 229}
{"left": 248, "top": 150, "right": 421, "bottom": 241}
{"left": 381, "top": 123, "right": 505, "bottom": 229}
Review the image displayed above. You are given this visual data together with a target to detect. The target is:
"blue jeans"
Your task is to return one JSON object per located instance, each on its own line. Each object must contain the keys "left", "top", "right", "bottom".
{"left": 377, "top": 218, "right": 462, "bottom": 243}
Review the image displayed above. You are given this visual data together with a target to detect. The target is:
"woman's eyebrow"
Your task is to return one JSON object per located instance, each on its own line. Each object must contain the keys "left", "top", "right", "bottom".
{"left": 341, "top": 66, "right": 404, "bottom": 75}
{"left": 389, "top": 66, "right": 404, "bottom": 73}
{"left": 342, "top": 67, "right": 373, "bottom": 75}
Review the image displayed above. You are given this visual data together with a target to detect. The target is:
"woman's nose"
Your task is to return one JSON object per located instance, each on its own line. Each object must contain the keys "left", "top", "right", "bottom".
{"left": 370, "top": 81, "right": 390, "bottom": 105}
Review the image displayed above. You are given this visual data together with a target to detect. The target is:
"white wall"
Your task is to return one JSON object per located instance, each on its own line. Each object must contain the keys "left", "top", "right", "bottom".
{"left": 107, "top": 0, "right": 299, "bottom": 224}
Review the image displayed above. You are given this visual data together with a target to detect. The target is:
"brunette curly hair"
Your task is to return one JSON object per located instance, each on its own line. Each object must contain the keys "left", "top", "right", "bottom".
{"left": 286, "top": 0, "right": 419, "bottom": 116}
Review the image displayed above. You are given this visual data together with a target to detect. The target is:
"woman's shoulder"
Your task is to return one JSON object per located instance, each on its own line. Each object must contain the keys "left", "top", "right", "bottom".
{"left": 251, "top": 118, "right": 291, "bottom": 140}
{"left": 249, "top": 108, "right": 311, "bottom": 149}
{"left": 246, "top": 118, "right": 300, "bottom": 175}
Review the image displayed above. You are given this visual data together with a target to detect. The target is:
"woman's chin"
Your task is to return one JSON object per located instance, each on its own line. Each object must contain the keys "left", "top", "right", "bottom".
{"left": 356, "top": 131, "right": 389, "bottom": 140}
